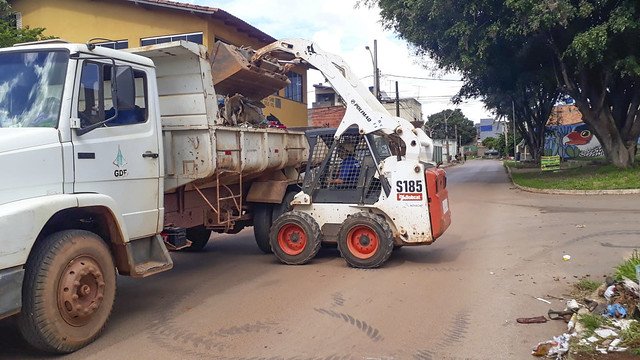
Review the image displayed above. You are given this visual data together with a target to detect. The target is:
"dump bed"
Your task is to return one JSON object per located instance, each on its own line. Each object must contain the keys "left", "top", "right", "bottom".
{"left": 127, "top": 41, "right": 309, "bottom": 193}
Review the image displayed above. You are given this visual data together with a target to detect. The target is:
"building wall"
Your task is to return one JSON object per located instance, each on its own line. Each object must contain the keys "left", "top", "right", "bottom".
{"left": 10, "top": 0, "right": 308, "bottom": 127}
{"left": 381, "top": 98, "right": 422, "bottom": 125}
{"left": 547, "top": 104, "right": 583, "bottom": 126}
{"left": 309, "top": 106, "right": 346, "bottom": 128}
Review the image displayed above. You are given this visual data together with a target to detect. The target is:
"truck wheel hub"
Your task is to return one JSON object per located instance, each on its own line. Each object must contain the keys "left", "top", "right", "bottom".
{"left": 58, "top": 255, "right": 106, "bottom": 326}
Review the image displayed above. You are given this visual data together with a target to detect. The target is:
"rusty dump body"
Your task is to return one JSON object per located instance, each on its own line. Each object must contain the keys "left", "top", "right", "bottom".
{"left": 127, "top": 41, "right": 309, "bottom": 232}
{"left": 210, "top": 41, "right": 291, "bottom": 100}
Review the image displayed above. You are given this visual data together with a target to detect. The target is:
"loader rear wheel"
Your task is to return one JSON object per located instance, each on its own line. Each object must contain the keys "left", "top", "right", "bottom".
{"left": 337, "top": 213, "right": 394, "bottom": 268}
{"left": 269, "top": 211, "right": 321, "bottom": 265}
{"left": 17, "top": 230, "right": 116, "bottom": 353}
{"left": 253, "top": 203, "right": 273, "bottom": 253}
{"left": 185, "top": 226, "right": 212, "bottom": 252}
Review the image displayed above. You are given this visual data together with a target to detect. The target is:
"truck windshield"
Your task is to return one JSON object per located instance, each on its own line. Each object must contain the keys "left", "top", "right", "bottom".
{"left": 0, "top": 50, "right": 68, "bottom": 128}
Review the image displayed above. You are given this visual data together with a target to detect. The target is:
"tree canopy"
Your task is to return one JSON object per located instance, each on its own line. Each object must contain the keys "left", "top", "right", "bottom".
{"left": 368, "top": 0, "right": 640, "bottom": 167}
{"left": 424, "top": 109, "right": 475, "bottom": 145}
{"left": 1, "top": 0, "right": 52, "bottom": 47}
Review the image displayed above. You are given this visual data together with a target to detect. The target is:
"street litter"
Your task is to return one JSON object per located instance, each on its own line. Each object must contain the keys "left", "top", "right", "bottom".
{"left": 563, "top": 254, "right": 571, "bottom": 261}
{"left": 575, "top": 224, "right": 585, "bottom": 228}
{"left": 517, "top": 316, "right": 547, "bottom": 324}
{"left": 566, "top": 299, "right": 580, "bottom": 312}
{"left": 604, "top": 284, "right": 616, "bottom": 300}
{"left": 531, "top": 333, "right": 571, "bottom": 357}
{"left": 603, "top": 303, "right": 627, "bottom": 318}
{"left": 594, "top": 328, "right": 618, "bottom": 338}
{"left": 548, "top": 309, "right": 573, "bottom": 322}
{"left": 536, "top": 297, "right": 551, "bottom": 304}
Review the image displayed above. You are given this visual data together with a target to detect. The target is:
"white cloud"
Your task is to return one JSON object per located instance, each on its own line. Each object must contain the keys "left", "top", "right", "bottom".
{"left": 185, "top": 0, "right": 494, "bottom": 122}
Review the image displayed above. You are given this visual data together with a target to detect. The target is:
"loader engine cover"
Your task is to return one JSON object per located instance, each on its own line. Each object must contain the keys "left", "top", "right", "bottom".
{"left": 425, "top": 167, "right": 451, "bottom": 239}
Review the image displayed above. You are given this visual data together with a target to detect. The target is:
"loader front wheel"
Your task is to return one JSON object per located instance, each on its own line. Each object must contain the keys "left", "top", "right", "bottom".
{"left": 337, "top": 213, "right": 394, "bottom": 268}
{"left": 17, "top": 230, "right": 116, "bottom": 353}
{"left": 269, "top": 211, "right": 321, "bottom": 265}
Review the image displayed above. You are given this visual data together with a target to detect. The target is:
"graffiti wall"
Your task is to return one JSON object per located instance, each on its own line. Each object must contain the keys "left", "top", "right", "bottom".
{"left": 544, "top": 123, "right": 604, "bottom": 158}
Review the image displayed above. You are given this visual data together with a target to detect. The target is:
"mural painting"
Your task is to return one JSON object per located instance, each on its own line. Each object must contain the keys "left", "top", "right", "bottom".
{"left": 544, "top": 123, "right": 604, "bottom": 158}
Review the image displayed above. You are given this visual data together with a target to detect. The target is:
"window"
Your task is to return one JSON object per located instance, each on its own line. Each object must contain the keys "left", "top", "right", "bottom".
{"left": 96, "top": 40, "right": 129, "bottom": 50}
{"left": 141, "top": 32, "right": 203, "bottom": 46}
{"left": 77, "top": 62, "right": 147, "bottom": 128}
{"left": 284, "top": 71, "right": 303, "bottom": 102}
{"left": 0, "top": 51, "right": 68, "bottom": 128}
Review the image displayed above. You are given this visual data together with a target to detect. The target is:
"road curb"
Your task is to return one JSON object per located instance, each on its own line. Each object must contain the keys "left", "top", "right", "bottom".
{"left": 504, "top": 164, "right": 640, "bottom": 195}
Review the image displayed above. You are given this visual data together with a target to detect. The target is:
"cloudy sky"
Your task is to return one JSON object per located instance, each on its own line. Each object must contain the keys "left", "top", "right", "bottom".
{"left": 180, "top": 0, "right": 494, "bottom": 123}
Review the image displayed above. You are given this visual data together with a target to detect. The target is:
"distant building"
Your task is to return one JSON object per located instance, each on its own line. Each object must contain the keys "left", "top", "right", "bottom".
{"left": 309, "top": 84, "right": 423, "bottom": 128}
{"left": 476, "top": 118, "right": 503, "bottom": 141}
{"left": 381, "top": 98, "right": 423, "bottom": 128}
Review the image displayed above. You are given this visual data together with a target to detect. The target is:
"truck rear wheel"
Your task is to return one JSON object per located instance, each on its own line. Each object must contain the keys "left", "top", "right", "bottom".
{"left": 185, "top": 226, "right": 212, "bottom": 252}
{"left": 17, "top": 230, "right": 116, "bottom": 353}
{"left": 269, "top": 210, "right": 321, "bottom": 265}
{"left": 252, "top": 203, "right": 273, "bottom": 253}
{"left": 337, "top": 213, "right": 394, "bottom": 268}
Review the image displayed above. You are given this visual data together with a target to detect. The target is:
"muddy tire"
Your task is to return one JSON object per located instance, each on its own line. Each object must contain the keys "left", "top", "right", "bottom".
{"left": 17, "top": 230, "right": 116, "bottom": 353}
{"left": 269, "top": 210, "right": 321, "bottom": 265}
{"left": 185, "top": 226, "right": 212, "bottom": 252}
{"left": 337, "top": 212, "right": 394, "bottom": 268}
{"left": 252, "top": 203, "right": 273, "bottom": 253}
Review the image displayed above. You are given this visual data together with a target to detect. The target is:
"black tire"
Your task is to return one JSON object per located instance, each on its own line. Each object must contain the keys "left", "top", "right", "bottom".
{"left": 272, "top": 190, "right": 297, "bottom": 221}
{"left": 185, "top": 226, "right": 212, "bottom": 252}
{"left": 17, "top": 230, "right": 116, "bottom": 353}
{"left": 253, "top": 203, "right": 273, "bottom": 253}
{"left": 269, "top": 210, "right": 322, "bottom": 265}
{"left": 337, "top": 212, "right": 394, "bottom": 268}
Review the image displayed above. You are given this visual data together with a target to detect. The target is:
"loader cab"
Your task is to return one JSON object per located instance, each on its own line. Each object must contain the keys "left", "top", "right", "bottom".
{"left": 302, "top": 127, "right": 392, "bottom": 204}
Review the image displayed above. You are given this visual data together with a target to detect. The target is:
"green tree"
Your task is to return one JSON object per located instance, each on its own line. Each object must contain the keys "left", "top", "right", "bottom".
{"left": 0, "top": 0, "right": 53, "bottom": 47}
{"left": 508, "top": 0, "right": 640, "bottom": 168}
{"left": 423, "top": 109, "right": 475, "bottom": 145}
{"left": 367, "top": 0, "right": 640, "bottom": 168}
{"left": 482, "top": 136, "right": 498, "bottom": 150}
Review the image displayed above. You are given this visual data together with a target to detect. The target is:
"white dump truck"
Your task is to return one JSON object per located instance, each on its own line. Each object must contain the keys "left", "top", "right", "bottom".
{"left": 0, "top": 38, "right": 450, "bottom": 353}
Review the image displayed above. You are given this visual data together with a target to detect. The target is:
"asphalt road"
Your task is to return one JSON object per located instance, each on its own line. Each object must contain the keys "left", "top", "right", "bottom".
{"left": 2, "top": 159, "right": 639, "bottom": 360}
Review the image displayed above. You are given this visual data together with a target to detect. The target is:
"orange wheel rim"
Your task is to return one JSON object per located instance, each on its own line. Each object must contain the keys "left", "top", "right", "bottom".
{"left": 278, "top": 223, "right": 307, "bottom": 256}
{"left": 346, "top": 225, "right": 378, "bottom": 259}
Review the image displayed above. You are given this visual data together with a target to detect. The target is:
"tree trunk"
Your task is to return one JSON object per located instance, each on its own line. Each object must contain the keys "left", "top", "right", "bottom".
{"left": 575, "top": 103, "right": 635, "bottom": 168}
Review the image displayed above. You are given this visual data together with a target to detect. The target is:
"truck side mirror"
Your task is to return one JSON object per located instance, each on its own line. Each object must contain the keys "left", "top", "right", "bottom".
{"left": 114, "top": 66, "right": 135, "bottom": 111}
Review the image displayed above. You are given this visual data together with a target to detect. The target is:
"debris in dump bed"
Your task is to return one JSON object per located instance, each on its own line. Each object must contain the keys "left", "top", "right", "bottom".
{"left": 220, "top": 93, "right": 266, "bottom": 126}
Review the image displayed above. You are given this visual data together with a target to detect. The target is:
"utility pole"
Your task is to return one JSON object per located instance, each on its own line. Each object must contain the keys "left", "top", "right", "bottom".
{"left": 513, "top": 101, "right": 517, "bottom": 162}
{"left": 395, "top": 81, "right": 399, "bottom": 117}
{"left": 455, "top": 124, "right": 458, "bottom": 156}
{"left": 365, "top": 40, "right": 380, "bottom": 100}
{"left": 445, "top": 115, "right": 449, "bottom": 162}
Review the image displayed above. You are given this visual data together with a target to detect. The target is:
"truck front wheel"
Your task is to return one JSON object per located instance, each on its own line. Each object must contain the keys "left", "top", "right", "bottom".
{"left": 337, "top": 213, "right": 394, "bottom": 269}
{"left": 17, "top": 230, "right": 116, "bottom": 353}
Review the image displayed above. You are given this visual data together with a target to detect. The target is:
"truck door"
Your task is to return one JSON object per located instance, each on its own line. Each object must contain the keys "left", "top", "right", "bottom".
{"left": 71, "top": 60, "right": 161, "bottom": 239}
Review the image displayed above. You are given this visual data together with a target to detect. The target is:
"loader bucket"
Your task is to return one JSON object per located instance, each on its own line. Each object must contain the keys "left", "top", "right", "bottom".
{"left": 211, "top": 41, "right": 291, "bottom": 100}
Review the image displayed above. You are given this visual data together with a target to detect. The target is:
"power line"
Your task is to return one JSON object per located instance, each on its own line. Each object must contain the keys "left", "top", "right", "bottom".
{"left": 385, "top": 74, "right": 463, "bottom": 82}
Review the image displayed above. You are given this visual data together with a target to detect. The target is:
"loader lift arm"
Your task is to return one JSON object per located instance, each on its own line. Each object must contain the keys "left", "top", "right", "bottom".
{"left": 252, "top": 38, "right": 434, "bottom": 164}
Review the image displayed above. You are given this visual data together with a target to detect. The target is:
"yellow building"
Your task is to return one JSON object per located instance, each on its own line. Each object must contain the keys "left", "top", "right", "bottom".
{"left": 9, "top": 0, "right": 308, "bottom": 126}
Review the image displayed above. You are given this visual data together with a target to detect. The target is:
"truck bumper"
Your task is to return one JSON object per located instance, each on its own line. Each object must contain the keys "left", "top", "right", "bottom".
{"left": 0, "top": 266, "right": 23, "bottom": 319}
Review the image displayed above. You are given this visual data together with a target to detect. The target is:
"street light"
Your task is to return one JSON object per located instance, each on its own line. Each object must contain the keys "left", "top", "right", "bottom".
{"left": 365, "top": 40, "right": 379, "bottom": 100}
